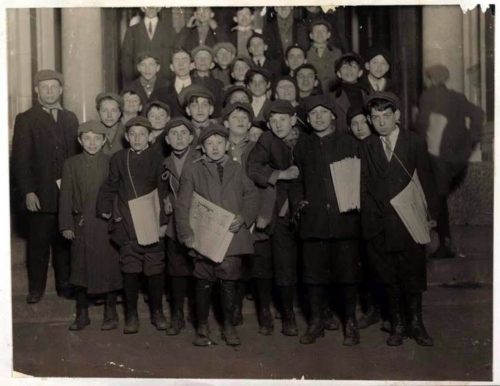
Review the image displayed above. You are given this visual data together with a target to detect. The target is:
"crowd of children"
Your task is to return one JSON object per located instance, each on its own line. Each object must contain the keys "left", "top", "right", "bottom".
{"left": 14, "top": 6, "right": 461, "bottom": 350}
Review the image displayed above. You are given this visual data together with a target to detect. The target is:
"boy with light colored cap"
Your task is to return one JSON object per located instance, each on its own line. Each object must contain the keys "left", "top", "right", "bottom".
{"left": 95, "top": 92, "right": 127, "bottom": 156}
{"left": 212, "top": 42, "right": 237, "bottom": 87}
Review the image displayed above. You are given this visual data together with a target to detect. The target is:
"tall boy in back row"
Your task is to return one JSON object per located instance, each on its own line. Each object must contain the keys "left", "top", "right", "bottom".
{"left": 360, "top": 92, "right": 438, "bottom": 346}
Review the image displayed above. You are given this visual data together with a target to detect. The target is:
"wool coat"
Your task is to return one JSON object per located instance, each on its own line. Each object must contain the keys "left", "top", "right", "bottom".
{"left": 175, "top": 155, "right": 259, "bottom": 257}
{"left": 12, "top": 103, "right": 79, "bottom": 213}
{"left": 59, "top": 151, "right": 121, "bottom": 294}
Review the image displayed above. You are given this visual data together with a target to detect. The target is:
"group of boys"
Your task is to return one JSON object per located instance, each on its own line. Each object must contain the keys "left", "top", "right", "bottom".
{"left": 13, "top": 6, "right": 441, "bottom": 350}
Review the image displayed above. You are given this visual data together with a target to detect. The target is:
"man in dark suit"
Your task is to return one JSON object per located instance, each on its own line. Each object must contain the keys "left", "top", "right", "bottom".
{"left": 360, "top": 92, "right": 438, "bottom": 347}
{"left": 121, "top": 7, "right": 175, "bottom": 83}
{"left": 12, "top": 70, "right": 79, "bottom": 304}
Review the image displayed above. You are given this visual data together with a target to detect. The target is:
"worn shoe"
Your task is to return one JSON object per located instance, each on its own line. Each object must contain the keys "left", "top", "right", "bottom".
{"left": 193, "top": 323, "right": 212, "bottom": 346}
{"left": 324, "top": 309, "right": 340, "bottom": 331}
{"left": 358, "top": 307, "right": 381, "bottom": 329}
{"left": 258, "top": 308, "right": 274, "bottom": 336}
{"left": 69, "top": 308, "right": 90, "bottom": 331}
{"left": 166, "top": 311, "right": 186, "bottom": 336}
{"left": 222, "top": 323, "right": 241, "bottom": 346}
{"left": 26, "top": 293, "right": 42, "bottom": 304}
{"left": 387, "top": 323, "right": 405, "bottom": 346}
{"left": 232, "top": 304, "right": 243, "bottom": 326}
{"left": 151, "top": 310, "right": 168, "bottom": 331}
{"left": 299, "top": 322, "right": 325, "bottom": 344}
{"left": 410, "top": 322, "right": 434, "bottom": 346}
{"left": 123, "top": 313, "right": 139, "bottom": 334}
{"left": 343, "top": 318, "right": 360, "bottom": 346}
{"left": 101, "top": 303, "right": 119, "bottom": 331}
{"left": 281, "top": 312, "right": 298, "bottom": 336}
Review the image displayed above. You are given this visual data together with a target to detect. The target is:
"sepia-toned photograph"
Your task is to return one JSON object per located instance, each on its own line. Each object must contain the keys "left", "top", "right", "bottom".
{"left": 5, "top": 2, "right": 495, "bottom": 383}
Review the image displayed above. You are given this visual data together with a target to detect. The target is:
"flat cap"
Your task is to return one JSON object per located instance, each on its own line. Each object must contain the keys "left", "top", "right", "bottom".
{"left": 178, "top": 84, "right": 215, "bottom": 107}
{"left": 125, "top": 116, "right": 154, "bottom": 131}
{"left": 164, "top": 117, "right": 195, "bottom": 135}
{"left": 144, "top": 100, "right": 171, "bottom": 116}
{"left": 34, "top": 69, "right": 64, "bottom": 86}
{"left": 95, "top": 92, "right": 124, "bottom": 110}
{"left": 136, "top": 51, "right": 160, "bottom": 65}
{"left": 245, "top": 67, "right": 272, "bottom": 84}
{"left": 346, "top": 105, "right": 366, "bottom": 125}
{"left": 364, "top": 91, "right": 400, "bottom": 110}
{"left": 309, "top": 18, "right": 332, "bottom": 32}
{"left": 222, "top": 102, "right": 254, "bottom": 121}
{"left": 302, "top": 95, "right": 337, "bottom": 116}
{"left": 263, "top": 100, "right": 295, "bottom": 121}
{"left": 191, "top": 45, "right": 214, "bottom": 58}
{"left": 334, "top": 52, "right": 364, "bottom": 73}
{"left": 364, "top": 46, "right": 391, "bottom": 65}
{"left": 198, "top": 122, "right": 229, "bottom": 144}
{"left": 213, "top": 42, "right": 236, "bottom": 56}
{"left": 223, "top": 85, "right": 253, "bottom": 106}
{"left": 78, "top": 120, "right": 108, "bottom": 135}
{"left": 425, "top": 64, "right": 450, "bottom": 84}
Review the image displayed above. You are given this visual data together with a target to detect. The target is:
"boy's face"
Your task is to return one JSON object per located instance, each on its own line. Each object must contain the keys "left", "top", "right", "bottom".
{"left": 194, "top": 7, "right": 213, "bottom": 24}
{"left": 310, "top": 25, "right": 331, "bottom": 45}
{"left": 275, "top": 6, "right": 292, "bottom": 19}
{"left": 234, "top": 8, "right": 253, "bottom": 27}
{"left": 366, "top": 55, "right": 390, "bottom": 79}
{"left": 268, "top": 113, "right": 296, "bottom": 139}
{"left": 78, "top": 131, "right": 106, "bottom": 155}
{"left": 142, "top": 7, "right": 160, "bottom": 18}
{"left": 369, "top": 107, "right": 400, "bottom": 136}
{"left": 215, "top": 48, "right": 234, "bottom": 69}
{"left": 137, "top": 57, "right": 160, "bottom": 81}
{"left": 123, "top": 93, "right": 142, "bottom": 115}
{"left": 225, "top": 109, "right": 251, "bottom": 137}
{"left": 35, "top": 79, "right": 63, "bottom": 106}
{"left": 202, "top": 134, "right": 228, "bottom": 162}
{"left": 231, "top": 60, "right": 250, "bottom": 81}
{"left": 350, "top": 114, "right": 371, "bottom": 140}
{"left": 286, "top": 48, "right": 306, "bottom": 71}
{"left": 248, "top": 37, "right": 266, "bottom": 57}
{"left": 275, "top": 80, "right": 297, "bottom": 102}
{"left": 296, "top": 68, "right": 317, "bottom": 93}
{"left": 125, "top": 125, "right": 151, "bottom": 151}
{"left": 186, "top": 97, "right": 214, "bottom": 123}
{"left": 171, "top": 52, "right": 192, "bottom": 77}
{"left": 248, "top": 126, "right": 264, "bottom": 142}
{"left": 308, "top": 105, "right": 335, "bottom": 132}
{"left": 99, "top": 99, "right": 121, "bottom": 128}
{"left": 147, "top": 106, "right": 170, "bottom": 130}
{"left": 337, "top": 61, "right": 363, "bottom": 84}
{"left": 193, "top": 51, "right": 213, "bottom": 72}
{"left": 248, "top": 74, "right": 269, "bottom": 97}
{"left": 228, "top": 90, "right": 251, "bottom": 105}
{"left": 166, "top": 125, "right": 194, "bottom": 151}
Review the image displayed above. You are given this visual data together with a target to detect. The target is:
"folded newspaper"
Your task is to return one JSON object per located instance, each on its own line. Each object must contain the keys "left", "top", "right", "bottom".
{"left": 189, "top": 192, "right": 235, "bottom": 263}
{"left": 128, "top": 189, "right": 161, "bottom": 246}
{"left": 330, "top": 157, "right": 361, "bottom": 213}
{"left": 390, "top": 171, "right": 431, "bottom": 244}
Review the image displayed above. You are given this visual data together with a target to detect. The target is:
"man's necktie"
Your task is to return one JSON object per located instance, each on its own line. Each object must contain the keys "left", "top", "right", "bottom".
{"left": 148, "top": 20, "right": 153, "bottom": 38}
{"left": 50, "top": 108, "right": 58, "bottom": 122}
{"left": 216, "top": 163, "right": 224, "bottom": 183}
{"left": 383, "top": 138, "right": 392, "bottom": 161}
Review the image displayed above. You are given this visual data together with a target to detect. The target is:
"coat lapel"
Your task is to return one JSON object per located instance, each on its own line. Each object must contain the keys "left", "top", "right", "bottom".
{"left": 388, "top": 129, "right": 410, "bottom": 176}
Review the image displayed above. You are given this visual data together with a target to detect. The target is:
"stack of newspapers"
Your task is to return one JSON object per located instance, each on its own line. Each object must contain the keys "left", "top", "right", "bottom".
{"left": 329, "top": 157, "right": 361, "bottom": 213}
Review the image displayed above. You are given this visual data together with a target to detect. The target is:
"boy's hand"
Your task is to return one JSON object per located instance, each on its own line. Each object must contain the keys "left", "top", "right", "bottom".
{"left": 187, "top": 15, "right": 197, "bottom": 28}
{"left": 229, "top": 215, "right": 244, "bottom": 233}
{"left": 101, "top": 212, "right": 112, "bottom": 220}
{"left": 208, "top": 19, "right": 218, "bottom": 30}
{"left": 184, "top": 236, "right": 197, "bottom": 249}
{"left": 159, "top": 225, "right": 167, "bottom": 237}
{"left": 61, "top": 230, "right": 75, "bottom": 240}
{"left": 255, "top": 216, "right": 270, "bottom": 230}
{"left": 26, "top": 192, "right": 41, "bottom": 212}
{"left": 278, "top": 166, "right": 300, "bottom": 181}
{"left": 163, "top": 197, "right": 173, "bottom": 215}
{"left": 428, "top": 219, "right": 437, "bottom": 229}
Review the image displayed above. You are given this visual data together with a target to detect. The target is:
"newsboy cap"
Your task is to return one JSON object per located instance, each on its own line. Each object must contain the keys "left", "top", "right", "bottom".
{"left": 144, "top": 100, "right": 171, "bottom": 117}
{"left": 178, "top": 84, "right": 215, "bottom": 107}
{"left": 125, "top": 116, "right": 154, "bottom": 132}
{"left": 364, "top": 91, "right": 400, "bottom": 110}
{"left": 263, "top": 100, "right": 296, "bottom": 121}
{"left": 334, "top": 52, "right": 364, "bottom": 73}
{"left": 213, "top": 42, "right": 237, "bottom": 57}
{"left": 164, "top": 117, "right": 196, "bottom": 136}
{"left": 95, "top": 92, "right": 124, "bottom": 110}
{"left": 34, "top": 69, "right": 64, "bottom": 86}
{"left": 191, "top": 45, "right": 214, "bottom": 59}
{"left": 302, "top": 95, "right": 337, "bottom": 116}
{"left": 222, "top": 102, "right": 254, "bottom": 122}
{"left": 198, "top": 122, "right": 229, "bottom": 144}
{"left": 78, "top": 120, "right": 108, "bottom": 135}
{"left": 364, "top": 46, "right": 391, "bottom": 65}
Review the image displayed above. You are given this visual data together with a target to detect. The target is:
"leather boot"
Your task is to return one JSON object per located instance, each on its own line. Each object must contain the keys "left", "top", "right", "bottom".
{"left": 220, "top": 280, "right": 241, "bottom": 346}
{"left": 101, "top": 291, "right": 119, "bottom": 331}
{"left": 193, "top": 280, "right": 213, "bottom": 346}
{"left": 148, "top": 274, "right": 167, "bottom": 330}
{"left": 323, "top": 306, "right": 340, "bottom": 331}
{"left": 342, "top": 285, "right": 360, "bottom": 346}
{"left": 256, "top": 278, "right": 273, "bottom": 335}
{"left": 166, "top": 277, "right": 187, "bottom": 335}
{"left": 232, "top": 280, "right": 245, "bottom": 326}
{"left": 123, "top": 273, "right": 140, "bottom": 334}
{"left": 407, "top": 291, "right": 434, "bottom": 346}
{"left": 358, "top": 288, "right": 381, "bottom": 329}
{"left": 280, "top": 285, "right": 298, "bottom": 336}
{"left": 300, "top": 285, "right": 325, "bottom": 344}
{"left": 69, "top": 287, "right": 90, "bottom": 331}
{"left": 343, "top": 317, "right": 360, "bottom": 346}
{"left": 386, "top": 285, "right": 405, "bottom": 346}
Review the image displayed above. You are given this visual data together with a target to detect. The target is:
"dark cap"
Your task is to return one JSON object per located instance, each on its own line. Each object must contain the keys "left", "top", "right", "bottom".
{"left": 78, "top": 120, "right": 108, "bottom": 135}
{"left": 144, "top": 100, "right": 171, "bottom": 117}
{"left": 346, "top": 105, "right": 366, "bottom": 125}
{"left": 309, "top": 18, "right": 332, "bottom": 32}
{"left": 95, "top": 92, "right": 124, "bottom": 110}
{"left": 178, "top": 84, "right": 215, "bottom": 107}
{"left": 164, "top": 117, "right": 195, "bottom": 135}
{"left": 244, "top": 67, "right": 272, "bottom": 84}
{"left": 263, "top": 100, "right": 296, "bottom": 121}
{"left": 425, "top": 64, "right": 450, "bottom": 84}
{"left": 302, "top": 95, "right": 337, "bottom": 116}
{"left": 223, "top": 85, "right": 253, "bottom": 106}
{"left": 191, "top": 45, "right": 214, "bottom": 59}
{"left": 285, "top": 43, "right": 306, "bottom": 57}
{"left": 364, "top": 91, "right": 400, "bottom": 110}
{"left": 213, "top": 42, "right": 236, "bottom": 56}
{"left": 365, "top": 46, "right": 391, "bottom": 65}
{"left": 136, "top": 51, "right": 160, "bottom": 65}
{"left": 125, "top": 116, "right": 154, "bottom": 132}
{"left": 335, "top": 52, "right": 364, "bottom": 73}
{"left": 198, "top": 122, "right": 229, "bottom": 144}
{"left": 34, "top": 69, "right": 64, "bottom": 86}
{"left": 222, "top": 102, "right": 254, "bottom": 121}
{"left": 294, "top": 63, "right": 318, "bottom": 76}
{"left": 230, "top": 56, "right": 253, "bottom": 71}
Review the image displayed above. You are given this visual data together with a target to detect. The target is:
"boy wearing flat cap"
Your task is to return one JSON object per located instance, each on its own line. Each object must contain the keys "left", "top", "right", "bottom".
{"left": 290, "top": 94, "right": 361, "bottom": 346}
{"left": 360, "top": 47, "right": 397, "bottom": 94}
{"left": 245, "top": 67, "right": 273, "bottom": 127}
{"left": 212, "top": 42, "right": 237, "bottom": 87}
{"left": 121, "top": 89, "right": 143, "bottom": 125}
{"left": 175, "top": 122, "right": 259, "bottom": 347}
{"left": 360, "top": 92, "right": 438, "bottom": 347}
{"left": 160, "top": 117, "right": 200, "bottom": 336}
{"left": 96, "top": 92, "right": 127, "bottom": 157}
{"left": 12, "top": 69, "right": 79, "bottom": 304}
{"left": 59, "top": 121, "right": 121, "bottom": 331}
{"left": 247, "top": 100, "right": 302, "bottom": 336}
{"left": 180, "top": 84, "right": 217, "bottom": 142}
{"left": 230, "top": 56, "right": 253, "bottom": 86}
{"left": 97, "top": 116, "right": 168, "bottom": 335}
{"left": 145, "top": 100, "right": 171, "bottom": 158}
